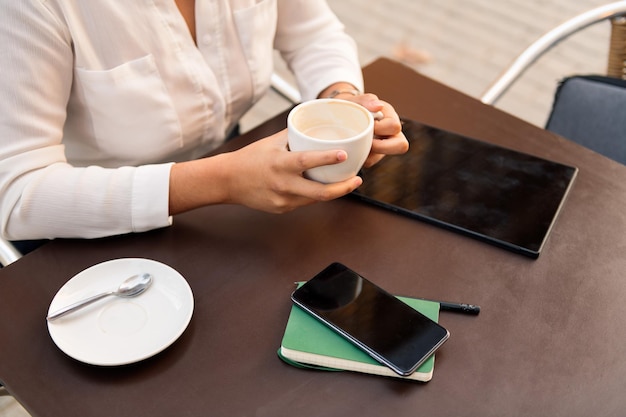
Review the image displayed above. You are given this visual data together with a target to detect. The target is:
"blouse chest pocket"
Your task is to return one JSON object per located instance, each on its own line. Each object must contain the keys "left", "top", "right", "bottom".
{"left": 232, "top": 0, "right": 277, "bottom": 103}
{"left": 73, "top": 54, "right": 182, "bottom": 164}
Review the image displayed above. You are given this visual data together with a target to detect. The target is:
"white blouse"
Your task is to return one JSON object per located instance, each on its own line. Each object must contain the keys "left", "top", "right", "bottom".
{"left": 0, "top": 0, "right": 363, "bottom": 240}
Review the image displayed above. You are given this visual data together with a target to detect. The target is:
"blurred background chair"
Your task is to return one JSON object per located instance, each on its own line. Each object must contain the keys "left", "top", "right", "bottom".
{"left": 481, "top": 2, "right": 626, "bottom": 165}
{"left": 270, "top": 73, "right": 301, "bottom": 105}
{"left": 544, "top": 74, "right": 626, "bottom": 163}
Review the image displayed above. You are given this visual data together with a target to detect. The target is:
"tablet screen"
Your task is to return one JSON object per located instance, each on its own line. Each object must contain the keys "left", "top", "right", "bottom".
{"left": 352, "top": 119, "right": 578, "bottom": 258}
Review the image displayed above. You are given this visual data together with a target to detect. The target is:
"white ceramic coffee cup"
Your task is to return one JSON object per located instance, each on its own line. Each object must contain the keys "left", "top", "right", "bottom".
{"left": 287, "top": 98, "right": 374, "bottom": 183}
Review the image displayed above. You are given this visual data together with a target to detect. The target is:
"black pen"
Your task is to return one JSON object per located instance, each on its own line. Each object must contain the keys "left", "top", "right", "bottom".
{"left": 422, "top": 298, "right": 481, "bottom": 315}
{"left": 294, "top": 282, "right": 480, "bottom": 315}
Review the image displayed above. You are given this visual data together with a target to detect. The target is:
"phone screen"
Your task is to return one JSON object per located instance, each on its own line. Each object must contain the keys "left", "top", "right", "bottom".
{"left": 291, "top": 263, "right": 449, "bottom": 376}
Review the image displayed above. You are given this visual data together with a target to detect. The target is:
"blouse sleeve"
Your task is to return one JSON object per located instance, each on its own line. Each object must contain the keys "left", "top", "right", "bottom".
{"left": 0, "top": 2, "right": 172, "bottom": 240}
{"left": 274, "top": 0, "right": 364, "bottom": 101}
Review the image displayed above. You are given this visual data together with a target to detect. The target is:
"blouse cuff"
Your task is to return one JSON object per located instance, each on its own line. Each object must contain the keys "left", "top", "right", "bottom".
{"left": 131, "top": 163, "right": 174, "bottom": 232}
{"left": 300, "top": 68, "right": 364, "bottom": 102}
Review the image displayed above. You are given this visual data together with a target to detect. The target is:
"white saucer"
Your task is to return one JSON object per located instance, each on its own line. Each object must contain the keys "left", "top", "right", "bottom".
{"left": 47, "top": 258, "right": 194, "bottom": 366}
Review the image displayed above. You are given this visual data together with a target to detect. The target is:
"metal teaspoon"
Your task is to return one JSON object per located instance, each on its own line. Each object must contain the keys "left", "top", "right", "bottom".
{"left": 46, "top": 273, "right": 153, "bottom": 321}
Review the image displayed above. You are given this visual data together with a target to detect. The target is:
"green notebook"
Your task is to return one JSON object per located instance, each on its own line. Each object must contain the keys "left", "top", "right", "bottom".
{"left": 279, "top": 290, "right": 441, "bottom": 382}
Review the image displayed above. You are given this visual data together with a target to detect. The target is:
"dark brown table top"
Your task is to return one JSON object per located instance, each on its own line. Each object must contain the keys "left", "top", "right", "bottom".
{"left": 2, "top": 58, "right": 626, "bottom": 417}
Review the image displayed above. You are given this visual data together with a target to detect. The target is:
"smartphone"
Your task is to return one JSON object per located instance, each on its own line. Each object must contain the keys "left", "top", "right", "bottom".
{"left": 291, "top": 262, "right": 449, "bottom": 376}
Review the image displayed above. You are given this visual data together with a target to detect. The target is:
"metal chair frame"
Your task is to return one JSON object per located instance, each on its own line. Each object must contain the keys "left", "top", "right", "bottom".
{"left": 0, "top": 238, "right": 21, "bottom": 267}
{"left": 481, "top": 1, "right": 626, "bottom": 105}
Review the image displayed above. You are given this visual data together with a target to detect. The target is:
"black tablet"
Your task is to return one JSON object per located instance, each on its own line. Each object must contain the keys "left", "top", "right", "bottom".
{"left": 352, "top": 118, "right": 578, "bottom": 258}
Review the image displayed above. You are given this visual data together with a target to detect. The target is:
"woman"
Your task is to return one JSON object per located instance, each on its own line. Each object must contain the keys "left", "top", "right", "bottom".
{"left": 0, "top": 0, "right": 408, "bottom": 242}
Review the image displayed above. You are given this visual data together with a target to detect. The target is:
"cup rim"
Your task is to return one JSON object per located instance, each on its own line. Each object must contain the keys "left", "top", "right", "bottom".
{"left": 287, "top": 98, "right": 374, "bottom": 143}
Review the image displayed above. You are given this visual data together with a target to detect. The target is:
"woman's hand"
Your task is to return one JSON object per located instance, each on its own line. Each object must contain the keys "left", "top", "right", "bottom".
{"left": 319, "top": 84, "right": 409, "bottom": 167}
{"left": 169, "top": 90, "right": 408, "bottom": 216}
{"left": 169, "top": 130, "right": 363, "bottom": 215}
{"left": 344, "top": 93, "right": 409, "bottom": 167}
